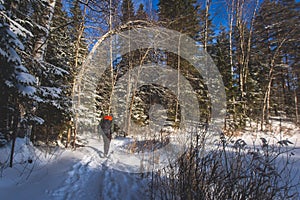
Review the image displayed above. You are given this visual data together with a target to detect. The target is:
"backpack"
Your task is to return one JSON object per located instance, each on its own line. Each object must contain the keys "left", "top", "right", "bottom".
{"left": 99, "top": 115, "right": 113, "bottom": 139}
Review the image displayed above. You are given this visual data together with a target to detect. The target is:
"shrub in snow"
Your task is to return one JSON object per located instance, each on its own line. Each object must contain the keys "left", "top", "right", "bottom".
{"left": 149, "top": 134, "right": 299, "bottom": 200}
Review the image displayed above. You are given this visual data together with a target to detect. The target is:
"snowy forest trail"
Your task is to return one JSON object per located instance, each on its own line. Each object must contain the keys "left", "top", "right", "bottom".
{"left": 98, "top": 164, "right": 146, "bottom": 200}
{"left": 1, "top": 125, "right": 299, "bottom": 199}
{"left": 49, "top": 144, "right": 103, "bottom": 199}
{"left": 48, "top": 135, "right": 148, "bottom": 200}
{"left": 0, "top": 135, "right": 148, "bottom": 200}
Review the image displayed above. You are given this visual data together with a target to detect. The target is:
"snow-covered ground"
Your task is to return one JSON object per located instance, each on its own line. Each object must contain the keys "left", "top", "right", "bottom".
{"left": 0, "top": 135, "right": 148, "bottom": 200}
{"left": 0, "top": 120, "right": 299, "bottom": 200}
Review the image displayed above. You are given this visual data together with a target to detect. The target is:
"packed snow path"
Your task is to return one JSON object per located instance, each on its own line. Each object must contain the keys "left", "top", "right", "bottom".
{"left": 50, "top": 136, "right": 147, "bottom": 200}
{"left": 0, "top": 136, "right": 148, "bottom": 200}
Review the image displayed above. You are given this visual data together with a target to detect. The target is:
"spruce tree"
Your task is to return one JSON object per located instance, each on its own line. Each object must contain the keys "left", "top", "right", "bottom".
{"left": 252, "top": 0, "right": 300, "bottom": 127}
{"left": 135, "top": 3, "right": 148, "bottom": 20}
{"left": 0, "top": 1, "right": 37, "bottom": 133}
{"left": 121, "top": 0, "right": 135, "bottom": 23}
{"left": 211, "top": 27, "right": 239, "bottom": 129}
{"left": 33, "top": 0, "right": 73, "bottom": 142}
{"left": 158, "top": 0, "right": 209, "bottom": 123}
{"left": 0, "top": 0, "right": 38, "bottom": 166}
{"left": 158, "top": 0, "right": 199, "bottom": 39}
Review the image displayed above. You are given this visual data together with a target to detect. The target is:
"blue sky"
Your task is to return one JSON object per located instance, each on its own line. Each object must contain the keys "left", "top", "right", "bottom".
{"left": 62, "top": 0, "right": 231, "bottom": 28}
{"left": 133, "top": 0, "right": 228, "bottom": 29}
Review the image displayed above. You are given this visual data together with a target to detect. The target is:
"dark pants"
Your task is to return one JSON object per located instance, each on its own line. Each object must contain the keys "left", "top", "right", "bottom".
{"left": 99, "top": 119, "right": 112, "bottom": 156}
{"left": 102, "top": 134, "right": 111, "bottom": 156}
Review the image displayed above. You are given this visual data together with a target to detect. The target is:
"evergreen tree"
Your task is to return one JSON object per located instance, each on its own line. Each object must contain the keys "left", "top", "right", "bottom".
{"left": 158, "top": 0, "right": 200, "bottom": 39}
{"left": 32, "top": 0, "right": 73, "bottom": 142}
{"left": 135, "top": 3, "right": 148, "bottom": 20}
{"left": 252, "top": 0, "right": 300, "bottom": 127}
{"left": 68, "top": 0, "right": 89, "bottom": 145}
{"left": 121, "top": 0, "right": 135, "bottom": 23}
{"left": 211, "top": 27, "right": 239, "bottom": 129}
{"left": 158, "top": 0, "right": 209, "bottom": 123}
{"left": 222, "top": 0, "right": 260, "bottom": 129}
{"left": 0, "top": 1, "right": 37, "bottom": 134}
{"left": 0, "top": 0, "right": 38, "bottom": 166}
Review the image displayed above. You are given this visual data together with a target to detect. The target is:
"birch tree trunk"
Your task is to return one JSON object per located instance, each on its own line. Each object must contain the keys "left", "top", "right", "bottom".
{"left": 261, "top": 67, "right": 273, "bottom": 130}
{"left": 125, "top": 29, "right": 132, "bottom": 135}
{"left": 203, "top": 0, "right": 210, "bottom": 52}
{"left": 108, "top": 0, "right": 115, "bottom": 115}
{"left": 235, "top": 0, "right": 246, "bottom": 123}
{"left": 32, "top": 0, "right": 56, "bottom": 61}
{"left": 234, "top": 0, "right": 258, "bottom": 127}
{"left": 72, "top": 3, "right": 87, "bottom": 148}
{"left": 261, "top": 35, "right": 290, "bottom": 130}
{"left": 29, "top": 0, "right": 56, "bottom": 144}
{"left": 226, "top": 0, "right": 236, "bottom": 128}
{"left": 123, "top": 1, "right": 134, "bottom": 136}
{"left": 175, "top": 35, "right": 182, "bottom": 123}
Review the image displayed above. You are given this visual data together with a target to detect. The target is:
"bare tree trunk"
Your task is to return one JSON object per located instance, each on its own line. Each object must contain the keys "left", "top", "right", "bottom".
{"left": 66, "top": 123, "right": 71, "bottom": 148}
{"left": 108, "top": 0, "right": 114, "bottom": 115}
{"left": 127, "top": 46, "right": 152, "bottom": 136}
{"left": 125, "top": 19, "right": 132, "bottom": 136}
{"left": 33, "top": 0, "right": 56, "bottom": 61}
{"left": 244, "top": 0, "right": 259, "bottom": 121}
{"left": 261, "top": 65, "right": 273, "bottom": 130}
{"left": 29, "top": 0, "right": 56, "bottom": 142}
{"left": 226, "top": 0, "right": 236, "bottom": 127}
{"left": 74, "top": 83, "right": 81, "bottom": 145}
{"left": 175, "top": 35, "right": 182, "bottom": 123}
{"left": 228, "top": 0, "right": 234, "bottom": 81}
{"left": 261, "top": 35, "right": 290, "bottom": 130}
{"left": 233, "top": 0, "right": 258, "bottom": 127}
{"left": 204, "top": 0, "right": 210, "bottom": 52}
{"left": 236, "top": 0, "right": 247, "bottom": 124}
{"left": 9, "top": 105, "right": 20, "bottom": 167}
{"left": 9, "top": 137, "right": 16, "bottom": 167}
{"left": 294, "top": 89, "right": 299, "bottom": 124}
{"left": 72, "top": 2, "right": 87, "bottom": 146}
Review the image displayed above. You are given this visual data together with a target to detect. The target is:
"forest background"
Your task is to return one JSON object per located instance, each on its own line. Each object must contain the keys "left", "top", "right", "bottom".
{"left": 1, "top": 0, "right": 299, "bottom": 152}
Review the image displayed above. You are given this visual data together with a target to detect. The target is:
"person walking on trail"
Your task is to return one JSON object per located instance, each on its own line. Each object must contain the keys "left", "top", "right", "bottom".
{"left": 98, "top": 115, "right": 113, "bottom": 157}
